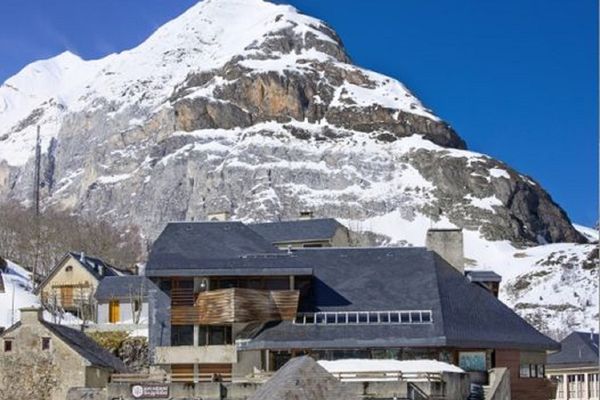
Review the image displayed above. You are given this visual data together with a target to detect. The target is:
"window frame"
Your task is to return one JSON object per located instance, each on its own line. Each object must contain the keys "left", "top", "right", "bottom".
{"left": 41, "top": 337, "right": 51, "bottom": 351}
{"left": 3, "top": 339, "right": 12, "bottom": 352}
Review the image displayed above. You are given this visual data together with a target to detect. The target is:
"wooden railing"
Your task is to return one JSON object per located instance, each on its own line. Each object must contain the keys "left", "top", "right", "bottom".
{"left": 111, "top": 372, "right": 232, "bottom": 383}
{"left": 171, "top": 288, "right": 299, "bottom": 325}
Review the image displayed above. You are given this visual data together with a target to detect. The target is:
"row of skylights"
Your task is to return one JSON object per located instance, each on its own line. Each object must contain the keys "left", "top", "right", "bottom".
{"left": 293, "top": 310, "right": 433, "bottom": 325}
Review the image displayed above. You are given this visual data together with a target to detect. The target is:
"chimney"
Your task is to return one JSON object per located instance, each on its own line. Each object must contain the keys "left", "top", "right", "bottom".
{"left": 426, "top": 228, "right": 464, "bottom": 273}
{"left": 299, "top": 211, "right": 314, "bottom": 220}
{"left": 98, "top": 264, "right": 104, "bottom": 276}
{"left": 207, "top": 211, "right": 230, "bottom": 221}
{"left": 80, "top": 252, "right": 85, "bottom": 262}
{"left": 20, "top": 307, "right": 43, "bottom": 325}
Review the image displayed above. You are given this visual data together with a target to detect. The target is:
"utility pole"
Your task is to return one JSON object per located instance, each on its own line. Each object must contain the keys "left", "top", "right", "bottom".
{"left": 32, "top": 126, "right": 41, "bottom": 288}
{"left": 33, "top": 126, "right": 41, "bottom": 216}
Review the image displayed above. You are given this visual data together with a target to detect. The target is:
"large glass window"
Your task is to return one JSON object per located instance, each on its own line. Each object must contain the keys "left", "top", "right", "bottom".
{"left": 171, "top": 325, "right": 194, "bottom": 346}
{"left": 198, "top": 325, "right": 232, "bottom": 346}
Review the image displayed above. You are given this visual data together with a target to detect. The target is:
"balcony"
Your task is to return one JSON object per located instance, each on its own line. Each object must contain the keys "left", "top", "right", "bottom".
{"left": 171, "top": 288, "right": 299, "bottom": 325}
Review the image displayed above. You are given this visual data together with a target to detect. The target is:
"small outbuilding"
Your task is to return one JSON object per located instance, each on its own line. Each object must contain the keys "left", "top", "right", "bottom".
{"left": 0, "top": 308, "right": 127, "bottom": 400}
{"left": 95, "top": 276, "right": 157, "bottom": 329}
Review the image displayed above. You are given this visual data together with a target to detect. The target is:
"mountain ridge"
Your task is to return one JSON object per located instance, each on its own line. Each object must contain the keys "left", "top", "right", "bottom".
{"left": 0, "top": 0, "right": 594, "bottom": 333}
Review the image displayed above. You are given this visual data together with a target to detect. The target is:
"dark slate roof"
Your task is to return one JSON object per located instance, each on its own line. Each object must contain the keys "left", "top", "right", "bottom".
{"left": 248, "top": 218, "right": 344, "bottom": 244}
{"left": 242, "top": 248, "right": 558, "bottom": 352}
{"left": 146, "top": 222, "right": 288, "bottom": 273}
{"left": 547, "top": 331, "right": 599, "bottom": 368}
{"left": 95, "top": 276, "right": 159, "bottom": 302}
{"left": 42, "top": 321, "right": 128, "bottom": 372}
{"left": 0, "top": 273, "right": 4, "bottom": 293}
{"left": 68, "top": 252, "right": 128, "bottom": 280}
{"left": 465, "top": 270, "right": 502, "bottom": 283}
{"left": 247, "top": 356, "right": 360, "bottom": 400}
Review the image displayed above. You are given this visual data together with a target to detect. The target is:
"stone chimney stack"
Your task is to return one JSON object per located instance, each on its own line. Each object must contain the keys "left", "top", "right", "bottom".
{"left": 207, "top": 211, "right": 231, "bottom": 221}
{"left": 20, "top": 307, "right": 43, "bottom": 325}
{"left": 426, "top": 228, "right": 464, "bottom": 273}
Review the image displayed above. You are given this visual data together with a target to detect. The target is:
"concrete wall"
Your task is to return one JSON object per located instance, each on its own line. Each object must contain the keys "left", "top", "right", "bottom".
{"left": 107, "top": 374, "right": 469, "bottom": 400}
{"left": 155, "top": 345, "right": 236, "bottom": 364}
{"left": 234, "top": 350, "right": 262, "bottom": 378}
{"left": 487, "top": 368, "right": 511, "bottom": 400}
{"left": 0, "top": 309, "right": 89, "bottom": 400}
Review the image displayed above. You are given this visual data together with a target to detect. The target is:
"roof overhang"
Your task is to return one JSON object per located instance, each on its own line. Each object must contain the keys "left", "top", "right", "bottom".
{"left": 145, "top": 267, "right": 313, "bottom": 277}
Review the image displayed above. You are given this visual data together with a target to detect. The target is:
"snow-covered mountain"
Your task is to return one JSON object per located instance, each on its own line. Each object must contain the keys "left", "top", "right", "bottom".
{"left": 0, "top": 0, "right": 596, "bottom": 334}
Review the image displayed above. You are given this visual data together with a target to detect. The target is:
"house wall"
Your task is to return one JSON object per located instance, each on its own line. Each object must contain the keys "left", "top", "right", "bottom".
{"left": 0, "top": 312, "right": 89, "bottom": 400}
{"left": 40, "top": 255, "right": 98, "bottom": 307}
{"left": 495, "top": 349, "right": 554, "bottom": 400}
{"left": 97, "top": 301, "right": 148, "bottom": 325}
{"left": 85, "top": 366, "right": 112, "bottom": 388}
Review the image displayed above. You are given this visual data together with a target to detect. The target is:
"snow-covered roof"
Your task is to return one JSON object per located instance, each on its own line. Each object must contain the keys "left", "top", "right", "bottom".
{"left": 318, "top": 359, "right": 464, "bottom": 374}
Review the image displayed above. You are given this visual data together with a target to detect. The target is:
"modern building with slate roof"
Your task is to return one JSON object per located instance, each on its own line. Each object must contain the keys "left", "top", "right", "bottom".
{"left": 546, "top": 331, "right": 599, "bottom": 400}
{"left": 0, "top": 308, "right": 126, "bottom": 400}
{"left": 37, "top": 252, "right": 130, "bottom": 317}
{"left": 145, "top": 220, "right": 559, "bottom": 400}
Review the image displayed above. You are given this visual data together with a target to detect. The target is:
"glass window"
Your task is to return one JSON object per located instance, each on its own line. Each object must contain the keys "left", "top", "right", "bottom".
{"left": 411, "top": 312, "right": 422, "bottom": 323}
{"left": 520, "top": 364, "right": 530, "bottom": 378}
{"left": 198, "top": 326, "right": 208, "bottom": 346}
{"left": 3, "top": 340, "right": 12, "bottom": 352}
{"left": 316, "top": 314, "right": 326, "bottom": 324}
{"left": 304, "top": 314, "right": 314, "bottom": 324}
{"left": 390, "top": 313, "right": 400, "bottom": 323}
{"left": 400, "top": 312, "right": 410, "bottom": 323}
{"left": 369, "top": 313, "right": 379, "bottom": 323}
{"left": 41, "top": 337, "right": 51, "bottom": 350}
{"left": 336, "top": 313, "right": 347, "bottom": 324}
{"left": 358, "top": 313, "right": 368, "bottom": 323}
{"left": 264, "top": 278, "right": 289, "bottom": 290}
{"left": 380, "top": 312, "right": 390, "bottom": 323}
{"left": 422, "top": 312, "right": 432, "bottom": 323}
{"left": 348, "top": 313, "right": 358, "bottom": 324}
{"left": 325, "top": 314, "right": 336, "bottom": 324}
{"left": 171, "top": 325, "right": 194, "bottom": 346}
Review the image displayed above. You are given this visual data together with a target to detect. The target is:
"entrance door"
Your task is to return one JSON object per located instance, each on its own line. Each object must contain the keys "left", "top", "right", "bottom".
{"left": 60, "top": 286, "right": 74, "bottom": 308}
{"left": 109, "top": 300, "right": 120, "bottom": 323}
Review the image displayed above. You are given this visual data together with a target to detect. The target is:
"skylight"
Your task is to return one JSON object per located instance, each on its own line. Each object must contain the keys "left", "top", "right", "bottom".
{"left": 293, "top": 310, "right": 433, "bottom": 325}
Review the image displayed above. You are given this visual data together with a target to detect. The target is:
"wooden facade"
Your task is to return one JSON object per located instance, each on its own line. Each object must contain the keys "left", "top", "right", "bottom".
{"left": 495, "top": 349, "right": 555, "bottom": 400}
{"left": 171, "top": 288, "right": 299, "bottom": 325}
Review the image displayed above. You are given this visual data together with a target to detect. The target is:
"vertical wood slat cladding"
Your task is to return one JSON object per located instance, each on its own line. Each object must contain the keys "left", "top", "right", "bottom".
{"left": 171, "top": 288, "right": 299, "bottom": 325}
{"left": 495, "top": 349, "right": 554, "bottom": 400}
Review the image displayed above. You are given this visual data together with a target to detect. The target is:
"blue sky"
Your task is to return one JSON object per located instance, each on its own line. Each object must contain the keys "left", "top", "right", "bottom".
{"left": 0, "top": 0, "right": 597, "bottom": 226}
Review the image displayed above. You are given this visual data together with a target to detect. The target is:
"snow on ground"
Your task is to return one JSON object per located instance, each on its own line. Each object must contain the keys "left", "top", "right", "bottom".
{"left": 574, "top": 224, "right": 599, "bottom": 242}
{"left": 0, "top": 260, "right": 39, "bottom": 328}
{"left": 319, "top": 359, "right": 464, "bottom": 376}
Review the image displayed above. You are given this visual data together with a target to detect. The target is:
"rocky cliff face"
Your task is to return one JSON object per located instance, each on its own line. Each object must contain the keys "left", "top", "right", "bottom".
{"left": 0, "top": 0, "right": 594, "bottom": 332}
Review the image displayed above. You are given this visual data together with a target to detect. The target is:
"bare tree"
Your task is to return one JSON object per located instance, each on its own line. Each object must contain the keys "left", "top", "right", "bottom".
{"left": 129, "top": 280, "right": 146, "bottom": 325}
{"left": 0, "top": 201, "right": 143, "bottom": 281}
{"left": 0, "top": 349, "right": 58, "bottom": 400}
